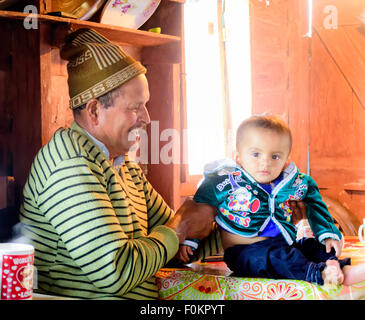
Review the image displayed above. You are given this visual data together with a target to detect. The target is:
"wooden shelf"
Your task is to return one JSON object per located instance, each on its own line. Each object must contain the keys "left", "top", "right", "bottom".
{"left": 0, "top": 10, "right": 181, "bottom": 47}
{"left": 344, "top": 183, "right": 365, "bottom": 192}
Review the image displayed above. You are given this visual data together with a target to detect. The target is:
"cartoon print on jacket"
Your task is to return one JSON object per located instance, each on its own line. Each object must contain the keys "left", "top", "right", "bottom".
{"left": 279, "top": 175, "right": 308, "bottom": 222}
{"left": 227, "top": 172, "right": 260, "bottom": 214}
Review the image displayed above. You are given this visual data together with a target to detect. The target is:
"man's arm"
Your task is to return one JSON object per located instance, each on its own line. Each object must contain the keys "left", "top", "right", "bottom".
{"left": 289, "top": 200, "right": 307, "bottom": 225}
{"left": 37, "top": 157, "right": 179, "bottom": 297}
{"left": 165, "top": 198, "right": 218, "bottom": 242}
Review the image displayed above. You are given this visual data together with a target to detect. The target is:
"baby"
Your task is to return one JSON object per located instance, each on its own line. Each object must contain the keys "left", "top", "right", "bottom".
{"left": 178, "top": 114, "right": 365, "bottom": 286}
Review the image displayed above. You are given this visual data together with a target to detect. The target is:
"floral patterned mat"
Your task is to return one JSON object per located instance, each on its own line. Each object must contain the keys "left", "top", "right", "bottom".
{"left": 156, "top": 237, "right": 365, "bottom": 300}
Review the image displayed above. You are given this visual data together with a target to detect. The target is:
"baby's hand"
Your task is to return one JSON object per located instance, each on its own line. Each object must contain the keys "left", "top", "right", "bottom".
{"left": 324, "top": 238, "right": 342, "bottom": 257}
{"left": 175, "top": 245, "right": 194, "bottom": 263}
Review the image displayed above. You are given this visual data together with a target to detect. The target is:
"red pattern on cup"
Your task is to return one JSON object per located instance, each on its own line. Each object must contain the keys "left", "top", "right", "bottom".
{"left": 1, "top": 253, "right": 34, "bottom": 300}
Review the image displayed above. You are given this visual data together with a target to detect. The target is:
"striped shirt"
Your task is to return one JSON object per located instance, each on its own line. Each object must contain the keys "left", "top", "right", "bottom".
{"left": 20, "top": 122, "right": 221, "bottom": 299}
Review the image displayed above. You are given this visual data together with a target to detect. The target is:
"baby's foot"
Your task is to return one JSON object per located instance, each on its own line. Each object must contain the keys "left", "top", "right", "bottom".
{"left": 343, "top": 263, "right": 365, "bottom": 286}
{"left": 322, "top": 260, "right": 344, "bottom": 286}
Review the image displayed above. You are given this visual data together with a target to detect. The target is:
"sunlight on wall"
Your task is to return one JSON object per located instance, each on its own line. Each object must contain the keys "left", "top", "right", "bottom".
{"left": 224, "top": 0, "right": 252, "bottom": 147}
{"left": 184, "top": 0, "right": 252, "bottom": 175}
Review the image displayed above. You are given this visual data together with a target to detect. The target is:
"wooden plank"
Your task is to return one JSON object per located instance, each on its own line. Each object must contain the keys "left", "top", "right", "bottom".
{"left": 40, "top": 23, "right": 54, "bottom": 146}
{"left": 344, "top": 182, "right": 365, "bottom": 192}
{"left": 0, "top": 10, "right": 181, "bottom": 47}
{"left": 145, "top": 64, "right": 181, "bottom": 210}
{"left": 287, "top": 0, "right": 310, "bottom": 173}
{"left": 0, "top": 25, "right": 11, "bottom": 71}
{"left": 315, "top": 26, "right": 365, "bottom": 108}
{"left": 249, "top": 0, "right": 290, "bottom": 139}
{"left": 141, "top": 0, "right": 183, "bottom": 64}
{"left": 310, "top": 31, "right": 365, "bottom": 170}
{"left": 71, "top": 22, "right": 180, "bottom": 47}
{"left": 10, "top": 23, "right": 42, "bottom": 206}
{"left": 311, "top": 168, "right": 365, "bottom": 189}
{"left": 343, "top": 25, "right": 365, "bottom": 64}
{"left": 249, "top": 0, "right": 289, "bottom": 107}
{"left": 309, "top": 26, "right": 365, "bottom": 222}
{"left": 142, "top": 43, "right": 181, "bottom": 64}
{"left": 0, "top": 24, "right": 11, "bottom": 135}
{"left": 251, "top": 55, "right": 288, "bottom": 92}
{"left": 143, "top": 0, "right": 187, "bottom": 202}
{"left": 40, "top": 23, "right": 73, "bottom": 145}
{"left": 0, "top": 22, "right": 12, "bottom": 179}
{"left": 250, "top": 0, "right": 310, "bottom": 172}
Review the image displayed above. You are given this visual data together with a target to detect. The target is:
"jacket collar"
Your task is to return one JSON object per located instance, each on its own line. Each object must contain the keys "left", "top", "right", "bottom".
{"left": 238, "top": 161, "right": 298, "bottom": 191}
{"left": 70, "top": 121, "right": 125, "bottom": 166}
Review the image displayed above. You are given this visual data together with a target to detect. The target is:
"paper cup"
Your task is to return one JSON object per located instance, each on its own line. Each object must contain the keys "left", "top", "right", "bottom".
{"left": 0, "top": 243, "right": 34, "bottom": 300}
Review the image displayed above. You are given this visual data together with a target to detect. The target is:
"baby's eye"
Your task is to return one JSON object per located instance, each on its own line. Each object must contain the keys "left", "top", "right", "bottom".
{"left": 252, "top": 152, "right": 259, "bottom": 157}
{"left": 272, "top": 154, "right": 280, "bottom": 160}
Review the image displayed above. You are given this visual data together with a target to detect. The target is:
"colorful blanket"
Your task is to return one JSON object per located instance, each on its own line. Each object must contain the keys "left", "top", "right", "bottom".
{"left": 156, "top": 237, "right": 365, "bottom": 300}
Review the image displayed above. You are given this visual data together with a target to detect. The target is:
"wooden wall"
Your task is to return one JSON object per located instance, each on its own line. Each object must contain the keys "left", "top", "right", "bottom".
{"left": 0, "top": 23, "right": 42, "bottom": 207}
{"left": 310, "top": 0, "right": 365, "bottom": 224}
{"left": 143, "top": 0, "right": 184, "bottom": 210}
{"left": 250, "top": 0, "right": 310, "bottom": 173}
{"left": 0, "top": 21, "right": 73, "bottom": 208}
{"left": 0, "top": 25, "right": 12, "bottom": 179}
{"left": 250, "top": 0, "right": 365, "bottom": 224}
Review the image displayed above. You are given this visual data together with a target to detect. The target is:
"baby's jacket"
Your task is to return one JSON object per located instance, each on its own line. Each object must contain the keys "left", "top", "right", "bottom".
{"left": 193, "top": 159, "right": 342, "bottom": 245}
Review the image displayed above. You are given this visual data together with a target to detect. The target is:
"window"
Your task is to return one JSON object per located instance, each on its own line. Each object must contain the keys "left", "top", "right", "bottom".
{"left": 183, "top": 0, "right": 252, "bottom": 177}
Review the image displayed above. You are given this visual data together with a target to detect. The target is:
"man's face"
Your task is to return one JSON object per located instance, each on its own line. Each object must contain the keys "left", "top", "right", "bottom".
{"left": 236, "top": 127, "right": 291, "bottom": 184}
{"left": 97, "top": 74, "right": 150, "bottom": 158}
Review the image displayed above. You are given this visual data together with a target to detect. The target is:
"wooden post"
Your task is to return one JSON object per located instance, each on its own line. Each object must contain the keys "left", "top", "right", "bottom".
{"left": 145, "top": 63, "right": 182, "bottom": 210}
{"left": 10, "top": 22, "right": 42, "bottom": 207}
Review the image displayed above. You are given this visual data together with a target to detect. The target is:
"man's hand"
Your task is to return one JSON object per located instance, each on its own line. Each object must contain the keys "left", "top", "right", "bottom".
{"left": 165, "top": 198, "right": 217, "bottom": 243}
{"left": 289, "top": 200, "right": 307, "bottom": 225}
{"left": 175, "top": 245, "right": 194, "bottom": 263}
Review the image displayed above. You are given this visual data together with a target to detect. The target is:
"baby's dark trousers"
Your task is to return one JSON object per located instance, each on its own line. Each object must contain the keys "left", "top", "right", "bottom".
{"left": 223, "top": 235, "right": 350, "bottom": 285}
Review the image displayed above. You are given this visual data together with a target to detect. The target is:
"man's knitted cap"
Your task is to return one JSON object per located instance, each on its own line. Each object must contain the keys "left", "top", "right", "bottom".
{"left": 60, "top": 28, "right": 147, "bottom": 109}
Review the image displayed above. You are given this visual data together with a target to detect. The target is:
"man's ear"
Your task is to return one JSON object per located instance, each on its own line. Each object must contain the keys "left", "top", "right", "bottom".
{"left": 85, "top": 99, "right": 100, "bottom": 125}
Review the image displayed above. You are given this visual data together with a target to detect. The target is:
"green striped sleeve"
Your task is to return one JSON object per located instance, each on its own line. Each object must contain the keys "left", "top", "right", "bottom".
{"left": 138, "top": 169, "right": 175, "bottom": 231}
{"left": 37, "top": 156, "right": 178, "bottom": 296}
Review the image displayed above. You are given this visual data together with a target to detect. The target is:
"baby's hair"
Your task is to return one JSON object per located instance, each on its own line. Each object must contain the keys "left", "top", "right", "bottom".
{"left": 236, "top": 114, "right": 292, "bottom": 151}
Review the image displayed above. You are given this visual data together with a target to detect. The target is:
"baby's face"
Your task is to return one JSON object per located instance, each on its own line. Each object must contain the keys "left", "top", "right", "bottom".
{"left": 236, "top": 127, "right": 291, "bottom": 184}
